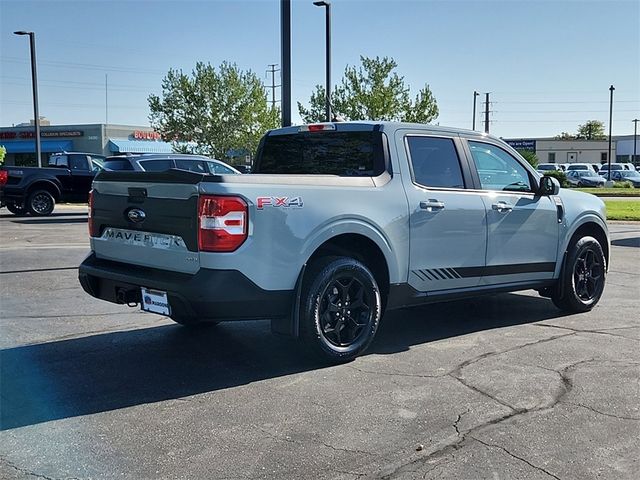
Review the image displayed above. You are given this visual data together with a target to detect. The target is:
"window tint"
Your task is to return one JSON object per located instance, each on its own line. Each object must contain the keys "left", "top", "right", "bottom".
{"left": 406, "top": 136, "right": 465, "bottom": 189}
{"left": 257, "top": 131, "right": 385, "bottom": 176}
{"left": 69, "top": 154, "right": 89, "bottom": 171}
{"left": 207, "top": 161, "right": 235, "bottom": 174}
{"left": 139, "top": 159, "right": 174, "bottom": 171}
{"left": 49, "top": 155, "right": 68, "bottom": 167}
{"left": 469, "top": 141, "right": 532, "bottom": 192}
{"left": 104, "top": 159, "right": 134, "bottom": 171}
{"left": 174, "top": 159, "right": 207, "bottom": 173}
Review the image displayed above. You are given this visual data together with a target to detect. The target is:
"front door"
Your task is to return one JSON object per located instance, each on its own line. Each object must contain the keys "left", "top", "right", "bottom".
{"left": 467, "top": 140, "right": 560, "bottom": 286}
{"left": 398, "top": 133, "right": 487, "bottom": 292}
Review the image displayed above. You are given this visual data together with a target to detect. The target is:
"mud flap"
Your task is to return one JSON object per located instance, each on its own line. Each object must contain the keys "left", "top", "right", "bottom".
{"left": 271, "top": 263, "right": 306, "bottom": 337}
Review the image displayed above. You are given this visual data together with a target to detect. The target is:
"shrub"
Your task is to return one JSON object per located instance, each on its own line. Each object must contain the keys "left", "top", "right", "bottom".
{"left": 542, "top": 169, "right": 569, "bottom": 188}
{"left": 612, "top": 181, "right": 633, "bottom": 189}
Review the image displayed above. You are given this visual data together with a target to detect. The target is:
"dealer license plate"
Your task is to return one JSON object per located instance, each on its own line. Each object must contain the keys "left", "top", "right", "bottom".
{"left": 141, "top": 288, "right": 171, "bottom": 316}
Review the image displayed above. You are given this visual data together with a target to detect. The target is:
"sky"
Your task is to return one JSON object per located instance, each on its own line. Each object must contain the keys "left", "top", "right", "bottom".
{"left": 0, "top": 0, "right": 639, "bottom": 138}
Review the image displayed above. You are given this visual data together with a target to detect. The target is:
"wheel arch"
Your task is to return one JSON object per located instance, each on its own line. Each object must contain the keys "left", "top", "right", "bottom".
{"left": 26, "top": 180, "right": 61, "bottom": 201}
{"left": 562, "top": 217, "right": 610, "bottom": 272}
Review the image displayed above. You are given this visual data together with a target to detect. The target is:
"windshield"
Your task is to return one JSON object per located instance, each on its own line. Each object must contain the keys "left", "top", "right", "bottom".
{"left": 621, "top": 170, "right": 640, "bottom": 178}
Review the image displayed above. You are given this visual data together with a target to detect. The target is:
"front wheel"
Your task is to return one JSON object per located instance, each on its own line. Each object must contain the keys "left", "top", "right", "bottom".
{"left": 300, "top": 256, "right": 381, "bottom": 363}
{"left": 552, "top": 236, "right": 606, "bottom": 313}
{"left": 27, "top": 190, "right": 56, "bottom": 216}
{"left": 6, "top": 202, "right": 29, "bottom": 216}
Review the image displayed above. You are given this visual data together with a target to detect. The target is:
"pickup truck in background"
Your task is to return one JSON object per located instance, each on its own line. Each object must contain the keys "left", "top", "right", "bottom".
{"left": 79, "top": 122, "right": 609, "bottom": 362}
{"left": 0, "top": 152, "right": 104, "bottom": 215}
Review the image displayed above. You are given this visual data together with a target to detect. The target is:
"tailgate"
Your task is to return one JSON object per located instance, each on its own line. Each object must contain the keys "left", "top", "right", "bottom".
{"left": 90, "top": 169, "right": 204, "bottom": 274}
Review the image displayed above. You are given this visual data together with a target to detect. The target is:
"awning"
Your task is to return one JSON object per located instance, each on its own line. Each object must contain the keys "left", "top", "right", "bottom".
{"left": 1, "top": 140, "right": 73, "bottom": 153}
{"left": 109, "top": 139, "right": 173, "bottom": 154}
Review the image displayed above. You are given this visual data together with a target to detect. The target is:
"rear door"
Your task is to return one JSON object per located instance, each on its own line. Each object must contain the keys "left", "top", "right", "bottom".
{"left": 397, "top": 131, "right": 487, "bottom": 292}
{"left": 465, "top": 140, "right": 559, "bottom": 286}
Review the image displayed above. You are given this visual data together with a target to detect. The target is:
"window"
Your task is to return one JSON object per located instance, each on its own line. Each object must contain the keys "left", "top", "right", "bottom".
{"left": 48, "top": 155, "right": 68, "bottom": 168}
{"left": 69, "top": 154, "right": 89, "bottom": 171}
{"left": 174, "top": 159, "right": 207, "bottom": 173}
{"left": 104, "top": 159, "right": 134, "bottom": 171}
{"left": 468, "top": 141, "right": 532, "bottom": 192}
{"left": 406, "top": 136, "right": 465, "bottom": 189}
{"left": 548, "top": 152, "right": 556, "bottom": 163}
{"left": 257, "top": 131, "right": 385, "bottom": 176}
{"left": 139, "top": 159, "right": 174, "bottom": 171}
{"left": 601, "top": 152, "right": 608, "bottom": 162}
{"left": 207, "top": 161, "right": 236, "bottom": 174}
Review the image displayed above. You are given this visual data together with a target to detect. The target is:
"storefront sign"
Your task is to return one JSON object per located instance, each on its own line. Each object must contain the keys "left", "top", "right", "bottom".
{"left": 505, "top": 139, "right": 536, "bottom": 152}
{"left": 0, "top": 130, "right": 83, "bottom": 140}
{"left": 133, "top": 130, "right": 162, "bottom": 141}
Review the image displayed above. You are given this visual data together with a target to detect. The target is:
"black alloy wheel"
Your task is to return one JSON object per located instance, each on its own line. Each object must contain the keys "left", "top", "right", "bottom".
{"left": 552, "top": 236, "right": 606, "bottom": 312}
{"left": 301, "top": 256, "right": 381, "bottom": 363}
{"left": 27, "top": 190, "right": 55, "bottom": 216}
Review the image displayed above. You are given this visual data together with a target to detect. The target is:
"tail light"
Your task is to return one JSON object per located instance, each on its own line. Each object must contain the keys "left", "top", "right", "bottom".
{"left": 198, "top": 195, "right": 248, "bottom": 252}
{"left": 0, "top": 170, "right": 7, "bottom": 186}
{"left": 88, "top": 190, "right": 97, "bottom": 237}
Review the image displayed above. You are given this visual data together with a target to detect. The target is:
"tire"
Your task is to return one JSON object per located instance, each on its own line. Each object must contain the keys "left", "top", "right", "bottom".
{"left": 6, "top": 202, "right": 29, "bottom": 216}
{"left": 27, "top": 189, "right": 55, "bottom": 216}
{"left": 552, "top": 236, "right": 606, "bottom": 313}
{"left": 170, "top": 316, "right": 220, "bottom": 327}
{"left": 577, "top": 181, "right": 584, "bottom": 187}
{"left": 300, "top": 256, "right": 381, "bottom": 363}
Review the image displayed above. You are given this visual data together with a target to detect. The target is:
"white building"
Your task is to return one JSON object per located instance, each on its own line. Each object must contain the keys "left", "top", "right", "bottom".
{"left": 505, "top": 138, "right": 616, "bottom": 165}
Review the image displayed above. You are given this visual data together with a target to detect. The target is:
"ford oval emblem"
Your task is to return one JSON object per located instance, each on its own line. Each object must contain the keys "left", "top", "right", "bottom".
{"left": 128, "top": 208, "right": 146, "bottom": 223}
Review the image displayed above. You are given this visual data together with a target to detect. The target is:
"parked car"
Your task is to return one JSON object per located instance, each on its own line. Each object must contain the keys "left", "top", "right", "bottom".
{"left": 599, "top": 163, "right": 632, "bottom": 176}
{"left": 566, "top": 163, "right": 598, "bottom": 174}
{"left": 79, "top": 122, "right": 609, "bottom": 362}
{"left": 0, "top": 152, "right": 105, "bottom": 215}
{"left": 536, "top": 163, "right": 563, "bottom": 174}
{"left": 103, "top": 154, "right": 240, "bottom": 174}
{"left": 610, "top": 170, "right": 640, "bottom": 187}
{"left": 565, "top": 170, "right": 605, "bottom": 188}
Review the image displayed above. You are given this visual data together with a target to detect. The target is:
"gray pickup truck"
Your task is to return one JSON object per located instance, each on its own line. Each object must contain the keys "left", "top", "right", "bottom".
{"left": 79, "top": 122, "right": 609, "bottom": 362}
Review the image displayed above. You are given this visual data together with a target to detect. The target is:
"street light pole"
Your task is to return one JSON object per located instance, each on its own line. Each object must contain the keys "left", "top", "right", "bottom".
{"left": 313, "top": 1, "right": 331, "bottom": 122}
{"left": 607, "top": 85, "right": 615, "bottom": 181}
{"left": 472, "top": 91, "right": 479, "bottom": 130}
{"left": 14, "top": 31, "right": 42, "bottom": 167}
{"left": 633, "top": 119, "right": 639, "bottom": 167}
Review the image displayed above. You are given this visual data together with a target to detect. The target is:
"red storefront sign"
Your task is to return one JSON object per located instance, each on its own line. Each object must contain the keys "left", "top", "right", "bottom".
{"left": 133, "top": 130, "right": 162, "bottom": 141}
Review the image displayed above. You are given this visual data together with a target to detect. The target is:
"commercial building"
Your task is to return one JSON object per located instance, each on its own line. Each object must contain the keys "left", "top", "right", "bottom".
{"left": 505, "top": 138, "right": 616, "bottom": 165}
{"left": 613, "top": 134, "right": 640, "bottom": 164}
{"left": 0, "top": 123, "right": 174, "bottom": 166}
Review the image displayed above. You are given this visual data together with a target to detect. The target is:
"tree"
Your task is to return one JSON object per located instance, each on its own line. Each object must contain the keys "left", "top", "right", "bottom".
{"left": 554, "top": 132, "right": 576, "bottom": 140}
{"left": 298, "top": 56, "right": 438, "bottom": 124}
{"left": 0, "top": 145, "right": 6, "bottom": 166}
{"left": 576, "top": 120, "right": 606, "bottom": 140}
{"left": 148, "top": 62, "right": 279, "bottom": 160}
{"left": 517, "top": 149, "right": 538, "bottom": 169}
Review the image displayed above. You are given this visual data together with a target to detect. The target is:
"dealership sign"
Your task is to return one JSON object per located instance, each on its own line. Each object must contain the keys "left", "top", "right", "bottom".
{"left": 505, "top": 139, "right": 536, "bottom": 152}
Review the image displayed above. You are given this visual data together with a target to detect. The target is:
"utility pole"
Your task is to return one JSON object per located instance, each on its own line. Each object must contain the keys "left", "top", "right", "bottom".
{"left": 633, "top": 119, "right": 639, "bottom": 166}
{"left": 607, "top": 85, "right": 615, "bottom": 181}
{"left": 280, "top": 0, "right": 291, "bottom": 127}
{"left": 484, "top": 92, "right": 490, "bottom": 134}
{"left": 105, "top": 74, "right": 108, "bottom": 124}
{"left": 266, "top": 64, "right": 281, "bottom": 110}
{"left": 472, "top": 91, "right": 479, "bottom": 130}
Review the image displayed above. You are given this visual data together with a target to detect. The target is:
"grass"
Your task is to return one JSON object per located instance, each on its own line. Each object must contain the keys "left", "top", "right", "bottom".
{"left": 575, "top": 187, "right": 640, "bottom": 196}
{"left": 604, "top": 200, "right": 640, "bottom": 221}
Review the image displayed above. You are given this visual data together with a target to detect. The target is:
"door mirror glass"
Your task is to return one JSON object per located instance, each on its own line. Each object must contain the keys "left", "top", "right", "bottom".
{"left": 539, "top": 176, "right": 560, "bottom": 195}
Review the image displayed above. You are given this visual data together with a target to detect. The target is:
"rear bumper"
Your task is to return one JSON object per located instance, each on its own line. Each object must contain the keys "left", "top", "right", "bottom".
{"left": 78, "top": 253, "right": 293, "bottom": 321}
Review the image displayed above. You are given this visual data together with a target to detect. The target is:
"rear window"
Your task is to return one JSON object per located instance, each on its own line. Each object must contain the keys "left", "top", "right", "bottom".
{"left": 256, "top": 131, "right": 386, "bottom": 176}
{"left": 104, "top": 159, "right": 134, "bottom": 171}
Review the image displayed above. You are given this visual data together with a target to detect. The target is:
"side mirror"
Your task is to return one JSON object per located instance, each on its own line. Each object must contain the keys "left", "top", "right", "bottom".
{"left": 539, "top": 176, "right": 560, "bottom": 196}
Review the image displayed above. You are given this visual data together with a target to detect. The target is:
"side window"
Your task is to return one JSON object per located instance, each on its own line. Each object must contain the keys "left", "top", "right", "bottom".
{"left": 468, "top": 141, "right": 532, "bottom": 192}
{"left": 175, "top": 159, "right": 207, "bottom": 173}
{"left": 406, "top": 136, "right": 465, "bottom": 189}
{"left": 140, "top": 159, "right": 174, "bottom": 171}
{"left": 69, "top": 154, "right": 89, "bottom": 171}
{"left": 207, "top": 162, "right": 235, "bottom": 174}
{"left": 49, "top": 155, "right": 68, "bottom": 168}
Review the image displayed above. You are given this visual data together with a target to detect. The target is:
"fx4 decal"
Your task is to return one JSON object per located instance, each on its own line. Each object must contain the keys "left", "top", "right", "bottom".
{"left": 256, "top": 196, "right": 304, "bottom": 210}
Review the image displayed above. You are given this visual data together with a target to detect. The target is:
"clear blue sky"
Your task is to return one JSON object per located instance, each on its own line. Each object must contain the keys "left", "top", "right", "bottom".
{"left": 1, "top": 0, "right": 638, "bottom": 138}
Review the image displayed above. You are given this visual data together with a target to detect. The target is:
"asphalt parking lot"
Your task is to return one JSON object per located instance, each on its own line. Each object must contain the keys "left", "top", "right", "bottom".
{"left": 1, "top": 206, "right": 638, "bottom": 480}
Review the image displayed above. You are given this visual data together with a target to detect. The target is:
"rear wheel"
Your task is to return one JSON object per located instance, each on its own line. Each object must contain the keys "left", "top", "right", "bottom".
{"left": 300, "top": 256, "right": 381, "bottom": 363}
{"left": 552, "top": 236, "right": 606, "bottom": 312}
{"left": 6, "top": 202, "right": 29, "bottom": 216}
{"left": 27, "top": 189, "right": 55, "bottom": 216}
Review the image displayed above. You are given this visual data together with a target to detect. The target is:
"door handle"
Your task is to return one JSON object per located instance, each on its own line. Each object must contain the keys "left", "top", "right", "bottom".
{"left": 420, "top": 200, "right": 445, "bottom": 212}
{"left": 492, "top": 201, "right": 513, "bottom": 213}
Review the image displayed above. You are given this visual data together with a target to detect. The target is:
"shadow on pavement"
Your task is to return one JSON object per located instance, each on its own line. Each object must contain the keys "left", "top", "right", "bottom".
{"left": 611, "top": 237, "right": 640, "bottom": 248}
{"left": 0, "top": 293, "right": 565, "bottom": 431}
{"left": 0, "top": 211, "right": 87, "bottom": 219}
{"left": 11, "top": 217, "right": 87, "bottom": 225}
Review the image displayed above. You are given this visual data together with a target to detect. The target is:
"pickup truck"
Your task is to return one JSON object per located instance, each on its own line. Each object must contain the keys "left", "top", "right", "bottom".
{"left": 79, "top": 122, "right": 609, "bottom": 362}
{"left": 0, "top": 152, "right": 104, "bottom": 215}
